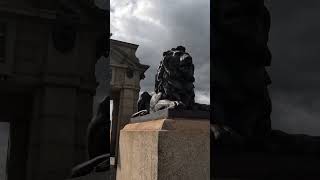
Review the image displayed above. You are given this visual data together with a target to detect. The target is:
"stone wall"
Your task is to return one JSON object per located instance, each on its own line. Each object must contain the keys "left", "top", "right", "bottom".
{"left": 0, "top": 1, "right": 106, "bottom": 179}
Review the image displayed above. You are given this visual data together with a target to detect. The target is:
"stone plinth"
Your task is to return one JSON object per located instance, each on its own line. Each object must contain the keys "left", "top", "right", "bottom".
{"left": 116, "top": 109, "right": 210, "bottom": 180}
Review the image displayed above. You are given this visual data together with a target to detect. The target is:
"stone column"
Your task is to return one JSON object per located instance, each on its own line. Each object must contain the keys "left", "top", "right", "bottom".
{"left": 27, "top": 86, "right": 78, "bottom": 180}
{"left": 118, "top": 88, "right": 137, "bottom": 129}
{"left": 132, "top": 89, "right": 140, "bottom": 114}
{"left": 114, "top": 88, "right": 137, "bottom": 164}
{"left": 110, "top": 94, "right": 119, "bottom": 157}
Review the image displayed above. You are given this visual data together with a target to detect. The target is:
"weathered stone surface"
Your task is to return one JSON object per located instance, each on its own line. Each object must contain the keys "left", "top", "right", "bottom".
{"left": 116, "top": 118, "right": 210, "bottom": 180}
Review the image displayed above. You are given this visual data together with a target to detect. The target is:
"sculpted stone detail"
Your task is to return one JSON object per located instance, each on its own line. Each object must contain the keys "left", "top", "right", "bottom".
{"left": 138, "top": 92, "right": 151, "bottom": 112}
{"left": 152, "top": 46, "right": 195, "bottom": 111}
{"left": 132, "top": 46, "right": 209, "bottom": 118}
{"left": 126, "top": 68, "right": 134, "bottom": 79}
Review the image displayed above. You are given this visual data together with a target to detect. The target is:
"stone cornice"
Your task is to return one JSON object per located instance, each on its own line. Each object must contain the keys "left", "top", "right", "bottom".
{"left": 111, "top": 39, "right": 139, "bottom": 50}
{"left": 110, "top": 47, "right": 149, "bottom": 73}
{"left": 110, "top": 62, "right": 149, "bottom": 73}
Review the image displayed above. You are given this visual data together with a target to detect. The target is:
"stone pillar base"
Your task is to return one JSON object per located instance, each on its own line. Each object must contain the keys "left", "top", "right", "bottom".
{"left": 116, "top": 115, "right": 210, "bottom": 180}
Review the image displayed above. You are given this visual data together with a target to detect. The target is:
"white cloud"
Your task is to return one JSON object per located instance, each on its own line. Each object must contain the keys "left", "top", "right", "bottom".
{"left": 195, "top": 91, "right": 210, "bottom": 105}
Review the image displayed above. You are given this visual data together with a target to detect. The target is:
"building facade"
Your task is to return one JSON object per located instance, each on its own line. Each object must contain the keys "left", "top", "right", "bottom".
{"left": 0, "top": 1, "right": 106, "bottom": 180}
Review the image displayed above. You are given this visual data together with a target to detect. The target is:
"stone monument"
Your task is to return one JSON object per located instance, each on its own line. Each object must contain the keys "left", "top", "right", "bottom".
{"left": 211, "top": 0, "right": 320, "bottom": 152}
{"left": 212, "top": 0, "right": 272, "bottom": 145}
{"left": 117, "top": 46, "right": 210, "bottom": 180}
{"left": 132, "top": 46, "right": 209, "bottom": 117}
{"left": 211, "top": 1, "right": 320, "bottom": 179}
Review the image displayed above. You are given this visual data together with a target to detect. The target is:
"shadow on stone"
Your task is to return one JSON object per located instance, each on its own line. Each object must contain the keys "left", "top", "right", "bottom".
{"left": 69, "top": 97, "right": 111, "bottom": 178}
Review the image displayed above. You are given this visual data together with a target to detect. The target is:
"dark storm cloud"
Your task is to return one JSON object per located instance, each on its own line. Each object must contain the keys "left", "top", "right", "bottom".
{"left": 271, "top": 90, "right": 320, "bottom": 135}
{"left": 110, "top": 0, "right": 210, "bottom": 104}
{"left": 269, "top": 1, "right": 320, "bottom": 135}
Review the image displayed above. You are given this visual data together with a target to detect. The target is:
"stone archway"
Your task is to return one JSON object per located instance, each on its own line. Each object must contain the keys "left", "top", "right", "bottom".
{"left": 109, "top": 39, "right": 149, "bottom": 163}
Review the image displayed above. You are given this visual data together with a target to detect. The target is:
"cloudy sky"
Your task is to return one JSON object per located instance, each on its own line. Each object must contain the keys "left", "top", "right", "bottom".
{"left": 269, "top": 0, "right": 320, "bottom": 135}
{"left": 96, "top": 0, "right": 320, "bottom": 138}
{"left": 109, "top": 0, "right": 211, "bottom": 104}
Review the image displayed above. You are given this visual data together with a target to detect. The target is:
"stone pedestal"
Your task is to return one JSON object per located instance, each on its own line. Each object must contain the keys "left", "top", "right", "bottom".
{"left": 116, "top": 110, "right": 210, "bottom": 180}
